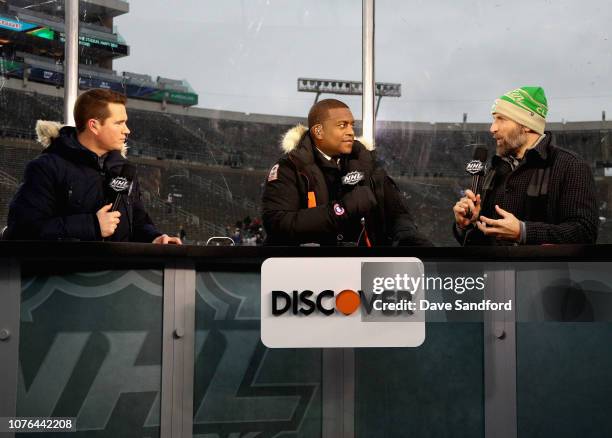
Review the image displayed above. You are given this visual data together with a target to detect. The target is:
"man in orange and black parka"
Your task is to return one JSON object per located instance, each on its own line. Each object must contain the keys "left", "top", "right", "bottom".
{"left": 262, "top": 98, "right": 430, "bottom": 247}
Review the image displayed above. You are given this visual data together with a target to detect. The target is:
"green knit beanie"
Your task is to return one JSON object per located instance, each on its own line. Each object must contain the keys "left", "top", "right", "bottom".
{"left": 491, "top": 86, "right": 548, "bottom": 134}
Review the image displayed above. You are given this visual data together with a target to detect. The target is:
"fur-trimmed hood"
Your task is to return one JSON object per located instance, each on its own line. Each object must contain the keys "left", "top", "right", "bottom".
{"left": 281, "top": 124, "right": 374, "bottom": 153}
{"left": 35, "top": 120, "right": 128, "bottom": 158}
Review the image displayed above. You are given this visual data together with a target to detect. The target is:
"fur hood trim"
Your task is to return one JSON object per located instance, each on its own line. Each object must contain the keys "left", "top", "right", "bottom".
{"left": 36, "top": 120, "right": 63, "bottom": 148}
{"left": 280, "top": 124, "right": 374, "bottom": 153}
{"left": 35, "top": 120, "right": 128, "bottom": 158}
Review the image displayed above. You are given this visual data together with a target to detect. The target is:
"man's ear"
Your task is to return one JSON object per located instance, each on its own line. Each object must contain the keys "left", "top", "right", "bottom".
{"left": 311, "top": 124, "right": 323, "bottom": 141}
{"left": 87, "top": 119, "right": 99, "bottom": 135}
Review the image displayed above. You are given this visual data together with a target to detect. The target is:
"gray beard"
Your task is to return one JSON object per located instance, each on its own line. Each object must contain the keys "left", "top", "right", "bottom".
{"left": 499, "top": 142, "right": 520, "bottom": 158}
{"left": 497, "top": 131, "right": 527, "bottom": 158}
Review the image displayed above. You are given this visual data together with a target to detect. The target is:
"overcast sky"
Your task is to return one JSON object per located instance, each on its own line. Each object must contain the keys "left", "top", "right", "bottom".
{"left": 113, "top": 0, "right": 612, "bottom": 123}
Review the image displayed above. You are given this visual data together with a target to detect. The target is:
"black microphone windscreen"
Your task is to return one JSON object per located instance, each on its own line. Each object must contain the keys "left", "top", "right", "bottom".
{"left": 119, "top": 163, "right": 137, "bottom": 180}
{"left": 108, "top": 163, "right": 136, "bottom": 194}
{"left": 473, "top": 146, "right": 488, "bottom": 162}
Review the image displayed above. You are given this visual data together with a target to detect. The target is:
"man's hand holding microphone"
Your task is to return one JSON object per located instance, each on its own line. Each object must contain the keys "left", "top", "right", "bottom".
{"left": 96, "top": 203, "right": 181, "bottom": 244}
{"left": 453, "top": 190, "right": 481, "bottom": 229}
{"left": 341, "top": 185, "right": 377, "bottom": 217}
{"left": 97, "top": 203, "right": 121, "bottom": 238}
{"left": 453, "top": 146, "right": 521, "bottom": 242}
{"left": 454, "top": 146, "right": 487, "bottom": 230}
{"left": 98, "top": 163, "right": 182, "bottom": 244}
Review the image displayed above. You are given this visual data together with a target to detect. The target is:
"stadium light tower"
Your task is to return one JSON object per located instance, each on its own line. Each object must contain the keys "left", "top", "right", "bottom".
{"left": 297, "top": 78, "right": 401, "bottom": 117}
{"left": 63, "top": 0, "right": 78, "bottom": 126}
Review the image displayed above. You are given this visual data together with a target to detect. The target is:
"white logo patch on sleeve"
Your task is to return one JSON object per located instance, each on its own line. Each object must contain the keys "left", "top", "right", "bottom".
{"left": 268, "top": 164, "right": 280, "bottom": 182}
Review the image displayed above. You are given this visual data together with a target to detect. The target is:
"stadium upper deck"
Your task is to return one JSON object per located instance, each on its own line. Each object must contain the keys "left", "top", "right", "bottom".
{"left": 2, "top": 0, "right": 129, "bottom": 65}
{"left": 0, "top": 0, "right": 198, "bottom": 105}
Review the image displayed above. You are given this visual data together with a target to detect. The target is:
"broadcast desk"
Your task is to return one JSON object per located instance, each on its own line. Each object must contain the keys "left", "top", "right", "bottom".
{"left": 1, "top": 242, "right": 611, "bottom": 438}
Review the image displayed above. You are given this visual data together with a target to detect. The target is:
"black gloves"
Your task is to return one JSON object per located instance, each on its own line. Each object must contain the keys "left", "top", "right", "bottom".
{"left": 340, "top": 186, "right": 377, "bottom": 217}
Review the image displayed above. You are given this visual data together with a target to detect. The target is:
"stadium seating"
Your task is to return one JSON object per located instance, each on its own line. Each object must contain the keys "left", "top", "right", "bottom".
{"left": 1, "top": 87, "right": 610, "bottom": 245}
{"left": 0, "top": 89, "right": 62, "bottom": 132}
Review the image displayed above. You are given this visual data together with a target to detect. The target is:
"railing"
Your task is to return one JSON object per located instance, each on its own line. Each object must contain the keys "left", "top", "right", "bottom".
{"left": 188, "top": 172, "right": 259, "bottom": 211}
{"left": 0, "top": 127, "right": 35, "bottom": 141}
{"left": 0, "top": 169, "right": 18, "bottom": 188}
{"left": 147, "top": 193, "right": 226, "bottom": 237}
{"left": 28, "top": 92, "right": 64, "bottom": 119}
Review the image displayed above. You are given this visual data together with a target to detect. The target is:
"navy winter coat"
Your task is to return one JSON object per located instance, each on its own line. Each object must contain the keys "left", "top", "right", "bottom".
{"left": 6, "top": 123, "right": 161, "bottom": 242}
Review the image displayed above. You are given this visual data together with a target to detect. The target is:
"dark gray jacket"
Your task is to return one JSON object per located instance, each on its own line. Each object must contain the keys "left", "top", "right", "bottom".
{"left": 454, "top": 133, "right": 598, "bottom": 245}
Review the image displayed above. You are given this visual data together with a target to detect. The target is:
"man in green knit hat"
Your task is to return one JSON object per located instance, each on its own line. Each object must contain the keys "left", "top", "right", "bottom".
{"left": 452, "top": 86, "right": 598, "bottom": 245}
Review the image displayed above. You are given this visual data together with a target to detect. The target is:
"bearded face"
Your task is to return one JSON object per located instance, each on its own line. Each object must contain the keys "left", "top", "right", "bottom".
{"left": 490, "top": 114, "right": 528, "bottom": 157}
{"left": 496, "top": 123, "right": 528, "bottom": 157}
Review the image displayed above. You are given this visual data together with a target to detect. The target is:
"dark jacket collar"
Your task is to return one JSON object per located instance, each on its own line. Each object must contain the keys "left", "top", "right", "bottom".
{"left": 44, "top": 126, "right": 125, "bottom": 171}
{"left": 526, "top": 131, "right": 552, "bottom": 162}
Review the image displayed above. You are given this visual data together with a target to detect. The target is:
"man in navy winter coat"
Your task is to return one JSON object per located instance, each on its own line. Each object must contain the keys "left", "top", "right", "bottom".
{"left": 6, "top": 89, "right": 181, "bottom": 244}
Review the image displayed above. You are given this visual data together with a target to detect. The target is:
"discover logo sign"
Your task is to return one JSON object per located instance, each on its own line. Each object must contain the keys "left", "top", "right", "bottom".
{"left": 261, "top": 258, "right": 426, "bottom": 348}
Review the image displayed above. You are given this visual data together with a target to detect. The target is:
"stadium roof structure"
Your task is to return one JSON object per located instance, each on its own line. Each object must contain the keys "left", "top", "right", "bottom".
{"left": 8, "top": 0, "right": 129, "bottom": 19}
{"left": 0, "top": 1, "right": 198, "bottom": 107}
{"left": 298, "top": 77, "right": 401, "bottom": 116}
{"left": 2, "top": 1, "right": 130, "bottom": 64}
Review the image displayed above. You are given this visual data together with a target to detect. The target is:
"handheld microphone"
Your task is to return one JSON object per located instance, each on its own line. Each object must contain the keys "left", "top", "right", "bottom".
{"left": 108, "top": 163, "right": 136, "bottom": 211}
{"left": 341, "top": 170, "right": 365, "bottom": 187}
{"left": 464, "top": 146, "right": 488, "bottom": 219}
{"left": 341, "top": 169, "right": 366, "bottom": 201}
{"left": 465, "top": 146, "right": 488, "bottom": 193}
{"left": 342, "top": 170, "right": 372, "bottom": 246}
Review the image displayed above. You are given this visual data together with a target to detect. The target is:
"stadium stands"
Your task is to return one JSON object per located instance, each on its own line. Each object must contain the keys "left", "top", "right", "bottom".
{"left": 178, "top": 116, "right": 293, "bottom": 169}
{"left": 1, "top": 85, "right": 611, "bottom": 245}
{"left": 0, "top": 89, "right": 62, "bottom": 132}
{"left": 0, "top": 169, "right": 19, "bottom": 226}
{"left": 126, "top": 111, "right": 213, "bottom": 159}
{"left": 375, "top": 127, "right": 495, "bottom": 177}
{"left": 0, "top": 140, "right": 38, "bottom": 228}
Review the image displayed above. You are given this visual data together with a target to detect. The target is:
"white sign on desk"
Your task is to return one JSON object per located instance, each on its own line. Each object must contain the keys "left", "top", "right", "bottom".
{"left": 261, "top": 257, "right": 426, "bottom": 348}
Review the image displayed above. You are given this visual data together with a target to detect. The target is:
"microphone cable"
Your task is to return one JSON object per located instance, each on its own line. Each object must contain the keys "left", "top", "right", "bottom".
{"left": 357, "top": 217, "right": 372, "bottom": 247}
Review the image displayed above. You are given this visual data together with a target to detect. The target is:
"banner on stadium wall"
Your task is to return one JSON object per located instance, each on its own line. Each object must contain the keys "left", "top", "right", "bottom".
{"left": 168, "top": 91, "right": 198, "bottom": 106}
{"left": 79, "top": 75, "right": 126, "bottom": 93}
{"left": 261, "top": 257, "right": 426, "bottom": 348}
{"left": 4, "top": 59, "right": 198, "bottom": 107}
{"left": 147, "top": 90, "right": 199, "bottom": 106}
{"left": 0, "top": 16, "right": 38, "bottom": 32}
{"left": 77, "top": 77, "right": 197, "bottom": 106}
{"left": 59, "top": 33, "right": 129, "bottom": 56}
{"left": 0, "top": 15, "right": 55, "bottom": 39}
{"left": 0, "top": 15, "right": 127, "bottom": 53}
{"left": 29, "top": 67, "right": 64, "bottom": 86}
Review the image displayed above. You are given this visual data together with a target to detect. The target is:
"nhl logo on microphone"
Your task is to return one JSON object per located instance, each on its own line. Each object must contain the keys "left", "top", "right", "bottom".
{"left": 110, "top": 176, "right": 129, "bottom": 192}
{"left": 342, "top": 171, "right": 364, "bottom": 185}
{"left": 465, "top": 160, "right": 485, "bottom": 175}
